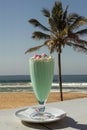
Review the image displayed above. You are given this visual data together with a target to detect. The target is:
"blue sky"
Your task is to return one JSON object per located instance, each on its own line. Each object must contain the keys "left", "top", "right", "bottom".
{"left": 0, "top": 0, "right": 87, "bottom": 75}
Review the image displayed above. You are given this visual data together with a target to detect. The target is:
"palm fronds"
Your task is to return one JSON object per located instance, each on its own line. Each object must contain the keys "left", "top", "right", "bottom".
{"left": 42, "top": 8, "right": 50, "bottom": 17}
{"left": 76, "top": 39, "right": 87, "bottom": 45}
{"left": 29, "top": 19, "right": 50, "bottom": 31}
{"left": 32, "top": 31, "right": 50, "bottom": 39}
{"left": 68, "top": 13, "right": 80, "bottom": 23}
{"left": 25, "top": 44, "right": 45, "bottom": 54}
{"left": 69, "top": 16, "right": 87, "bottom": 31}
{"left": 76, "top": 29, "right": 87, "bottom": 36}
{"left": 67, "top": 42, "right": 87, "bottom": 53}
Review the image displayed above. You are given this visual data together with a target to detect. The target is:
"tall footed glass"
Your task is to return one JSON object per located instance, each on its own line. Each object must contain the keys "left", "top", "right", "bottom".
{"left": 29, "top": 54, "right": 54, "bottom": 120}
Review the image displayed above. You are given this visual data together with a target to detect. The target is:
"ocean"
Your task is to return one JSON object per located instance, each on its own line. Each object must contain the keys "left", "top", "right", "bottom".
{"left": 0, "top": 75, "right": 87, "bottom": 92}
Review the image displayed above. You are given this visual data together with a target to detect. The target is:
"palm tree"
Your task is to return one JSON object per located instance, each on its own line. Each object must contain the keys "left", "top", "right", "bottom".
{"left": 25, "top": 1, "right": 87, "bottom": 101}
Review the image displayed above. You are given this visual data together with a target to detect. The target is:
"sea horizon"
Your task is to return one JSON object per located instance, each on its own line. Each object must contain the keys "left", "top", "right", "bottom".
{"left": 0, "top": 74, "right": 87, "bottom": 93}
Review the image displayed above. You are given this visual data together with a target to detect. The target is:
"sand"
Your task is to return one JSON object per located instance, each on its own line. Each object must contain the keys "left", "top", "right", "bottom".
{"left": 0, "top": 92, "right": 87, "bottom": 109}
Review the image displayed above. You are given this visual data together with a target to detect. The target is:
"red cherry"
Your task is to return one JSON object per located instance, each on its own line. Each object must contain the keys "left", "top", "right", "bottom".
{"left": 34, "top": 54, "right": 39, "bottom": 58}
{"left": 36, "top": 55, "right": 41, "bottom": 59}
{"left": 42, "top": 53, "right": 47, "bottom": 57}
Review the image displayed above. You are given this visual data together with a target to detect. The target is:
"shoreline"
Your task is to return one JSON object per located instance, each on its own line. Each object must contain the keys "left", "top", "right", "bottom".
{"left": 1, "top": 83, "right": 87, "bottom": 93}
{"left": 0, "top": 92, "right": 87, "bottom": 110}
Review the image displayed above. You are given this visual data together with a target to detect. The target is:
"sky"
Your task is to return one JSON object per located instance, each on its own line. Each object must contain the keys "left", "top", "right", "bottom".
{"left": 0, "top": 0, "right": 87, "bottom": 75}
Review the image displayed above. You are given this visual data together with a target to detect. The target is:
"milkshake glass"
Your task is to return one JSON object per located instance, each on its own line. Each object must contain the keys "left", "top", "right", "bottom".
{"left": 29, "top": 54, "right": 54, "bottom": 120}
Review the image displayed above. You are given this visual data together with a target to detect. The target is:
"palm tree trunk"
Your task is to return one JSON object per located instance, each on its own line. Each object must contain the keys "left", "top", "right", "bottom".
{"left": 58, "top": 52, "right": 63, "bottom": 101}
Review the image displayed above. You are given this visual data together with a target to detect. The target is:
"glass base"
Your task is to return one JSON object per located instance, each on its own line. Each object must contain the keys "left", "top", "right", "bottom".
{"left": 30, "top": 112, "right": 54, "bottom": 120}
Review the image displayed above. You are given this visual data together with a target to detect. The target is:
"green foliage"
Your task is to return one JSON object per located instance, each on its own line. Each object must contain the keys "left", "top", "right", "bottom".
{"left": 26, "top": 1, "right": 87, "bottom": 54}
{"left": 32, "top": 32, "right": 50, "bottom": 39}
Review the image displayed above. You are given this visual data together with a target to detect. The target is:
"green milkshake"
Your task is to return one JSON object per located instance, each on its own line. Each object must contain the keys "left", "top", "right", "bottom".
{"left": 29, "top": 54, "right": 54, "bottom": 103}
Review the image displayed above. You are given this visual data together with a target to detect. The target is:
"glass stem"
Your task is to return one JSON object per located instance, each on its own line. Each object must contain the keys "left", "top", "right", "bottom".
{"left": 38, "top": 101, "right": 45, "bottom": 113}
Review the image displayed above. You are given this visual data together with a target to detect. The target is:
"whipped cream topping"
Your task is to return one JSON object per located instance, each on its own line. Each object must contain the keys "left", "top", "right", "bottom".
{"left": 30, "top": 53, "right": 54, "bottom": 61}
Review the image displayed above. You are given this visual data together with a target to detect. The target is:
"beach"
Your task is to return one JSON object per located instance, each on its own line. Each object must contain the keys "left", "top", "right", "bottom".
{"left": 0, "top": 92, "right": 87, "bottom": 109}
{"left": 0, "top": 75, "right": 87, "bottom": 110}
